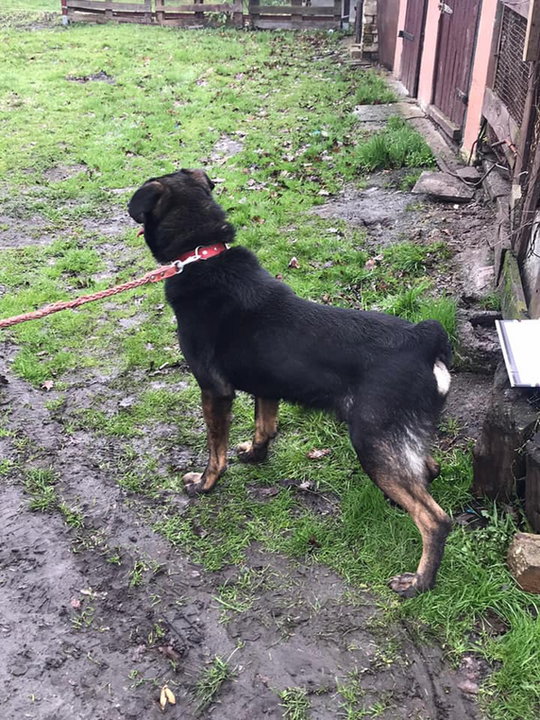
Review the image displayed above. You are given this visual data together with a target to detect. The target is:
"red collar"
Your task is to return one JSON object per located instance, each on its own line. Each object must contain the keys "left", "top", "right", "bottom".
{"left": 175, "top": 242, "right": 229, "bottom": 265}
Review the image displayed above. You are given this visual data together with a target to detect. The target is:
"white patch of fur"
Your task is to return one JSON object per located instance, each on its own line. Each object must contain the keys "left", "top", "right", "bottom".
{"left": 403, "top": 428, "right": 426, "bottom": 476}
{"left": 433, "top": 360, "right": 451, "bottom": 396}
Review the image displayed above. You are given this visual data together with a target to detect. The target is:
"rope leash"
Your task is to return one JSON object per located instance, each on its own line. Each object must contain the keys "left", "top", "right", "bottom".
{"left": 0, "top": 263, "right": 180, "bottom": 330}
{"left": 0, "top": 242, "right": 230, "bottom": 330}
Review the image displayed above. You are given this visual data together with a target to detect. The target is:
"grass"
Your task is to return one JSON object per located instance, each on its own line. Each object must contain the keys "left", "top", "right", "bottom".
{"left": 355, "top": 116, "right": 436, "bottom": 171}
{"left": 0, "top": 9, "right": 538, "bottom": 720}
{"left": 24, "top": 468, "right": 58, "bottom": 511}
{"left": 194, "top": 656, "right": 233, "bottom": 713}
{"left": 279, "top": 687, "right": 310, "bottom": 720}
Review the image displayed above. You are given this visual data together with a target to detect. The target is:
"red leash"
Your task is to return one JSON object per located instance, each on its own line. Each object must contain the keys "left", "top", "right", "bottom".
{"left": 0, "top": 242, "right": 229, "bottom": 330}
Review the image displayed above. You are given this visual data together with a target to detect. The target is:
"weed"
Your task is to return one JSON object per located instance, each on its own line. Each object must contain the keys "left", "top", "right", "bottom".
{"left": 355, "top": 116, "right": 436, "bottom": 171}
{"left": 337, "top": 671, "right": 365, "bottom": 719}
{"left": 215, "top": 566, "right": 267, "bottom": 621}
{"left": 354, "top": 71, "right": 397, "bottom": 105}
{"left": 147, "top": 622, "right": 166, "bottom": 646}
{"left": 279, "top": 687, "right": 310, "bottom": 720}
{"left": 106, "top": 549, "right": 123, "bottom": 565}
{"left": 58, "top": 503, "right": 85, "bottom": 529}
{"left": 194, "top": 656, "right": 233, "bottom": 713}
{"left": 129, "top": 560, "right": 149, "bottom": 587}
{"left": 0, "top": 458, "right": 15, "bottom": 476}
{"left": 24, "top": 468, "right": 58, "bottom": 512}
{"left": 399, "top": 170, "right": 422, "bottom": 191}
{"left": 71, "top": 606, "right": 95, "bottom": 631}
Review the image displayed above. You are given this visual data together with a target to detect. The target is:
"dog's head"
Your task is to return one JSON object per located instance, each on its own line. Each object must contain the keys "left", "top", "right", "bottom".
{"left": 128, "top": 169, "right": 234, "bottom": 263}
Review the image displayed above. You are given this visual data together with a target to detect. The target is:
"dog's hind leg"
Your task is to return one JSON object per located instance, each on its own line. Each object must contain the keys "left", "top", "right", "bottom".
{"left": 237, "top": 397, "right": 279, "bottom": 463}
{"left": 352, "top": 431, "right": 451, "bottom": 598}
{"left": 183, "top": 390, "right": 233, "bottom": 497}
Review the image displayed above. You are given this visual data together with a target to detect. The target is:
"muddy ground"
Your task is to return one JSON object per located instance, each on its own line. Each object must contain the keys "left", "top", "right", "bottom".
{"left": 0, "top": 152, "right": 498, "bottom": 718}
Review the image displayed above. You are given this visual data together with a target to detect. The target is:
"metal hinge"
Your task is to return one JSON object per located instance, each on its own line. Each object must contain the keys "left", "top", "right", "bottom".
{"left": 398, "top": 29, "right": 415, "bottom": 41}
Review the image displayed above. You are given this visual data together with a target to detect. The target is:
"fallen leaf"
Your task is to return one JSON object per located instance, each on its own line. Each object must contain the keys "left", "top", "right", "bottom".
{"left": 41, "top": 380, "right": 54, "bottom": 391}
{"left": 159, "top": 686, "right": 167, "bottom": 710}
{"left": 307, "top": 448, "right": 331, "bottom": 460}
{"left": 164, "top": 687, "right": 176, "bottom": 705}
{"left": 288, "top": 256, "right": 300, "bottom": 269}
{"left": 70, "top": 597, "right": 81, "bottom": 609}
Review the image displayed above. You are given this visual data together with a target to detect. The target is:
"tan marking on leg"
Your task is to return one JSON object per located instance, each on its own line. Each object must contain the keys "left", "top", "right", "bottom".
{"left": 237, "top": 398, "right": 279, "bottom": 463}
{"left": 184, "top": 391, "right": 232, "bottom": 496}
{"left": 376, "top": 474, "right": 451, "bottom": 596}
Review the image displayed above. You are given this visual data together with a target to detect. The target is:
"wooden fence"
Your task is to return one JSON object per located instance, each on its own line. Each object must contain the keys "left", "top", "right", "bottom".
{"left": 63, "top": 0, "right": 347, "bottom": 29}
{"left": 249, "top": 0, "right": 343, "bottom": 31}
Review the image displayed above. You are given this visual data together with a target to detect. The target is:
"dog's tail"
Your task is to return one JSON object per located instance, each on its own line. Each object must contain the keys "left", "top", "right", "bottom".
{"left": 413, "top": 319, "right": 452, "bottom": 367}
{"left": 413, "top": 320, "right": 452, "bottom": 397}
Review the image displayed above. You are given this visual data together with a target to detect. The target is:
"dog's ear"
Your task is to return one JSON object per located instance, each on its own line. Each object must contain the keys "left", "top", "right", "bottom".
{"left": 189, "top": 169, "right": 215, "bottom": 193}
{"left": 128, "top": 181, "right": 165, "bottom": 223}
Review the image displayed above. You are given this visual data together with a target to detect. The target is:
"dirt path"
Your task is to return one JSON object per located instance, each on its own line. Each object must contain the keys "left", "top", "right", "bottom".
{"left": 1, "top": 351, "right": 480, "bottom": 719}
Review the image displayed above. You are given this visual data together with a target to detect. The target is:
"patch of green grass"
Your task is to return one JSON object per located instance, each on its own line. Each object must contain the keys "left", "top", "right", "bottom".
{"left": 355, "top": 116, "right": 436, "bottom": 172}
{"left": 58, "top": 502, "right": 85, "bottom": 528}
{"left": 194, "top": 656, "right": 233, "bottom": 714}
{"left": 0, "top": 458, "right": 15, "bottom": 476}
{"left": 24, "top": 467, "right": 58, "bottom": 511}
{"left": 399, "top": 169, "right": 422, "bottom": 191}
{"left": 129, "top": 559, "right": 149, "bottom": 587}
{"left": 215, "top": 566, "right": 268, "bottom": 621}
{"left": 354, "top": 70, "right": 397, "bottom": 105}
{"left": 279, "top": 687, "right": 310, "bottom": 720}
{"left": 337, "top": 671, "right": 365, "bottom": 719}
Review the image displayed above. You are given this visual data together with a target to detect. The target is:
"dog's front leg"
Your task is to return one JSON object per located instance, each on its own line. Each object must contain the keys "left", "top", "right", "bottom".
{"left": 237, "top": 397, "right": 279, "bottom": 463}
{"left": 183, "top": 390, "right": 233, "bottom": 497}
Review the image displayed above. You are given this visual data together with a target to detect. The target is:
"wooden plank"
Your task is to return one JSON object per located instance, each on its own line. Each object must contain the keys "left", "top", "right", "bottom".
{"left": 482, "top": 87, "right": 520, "bottom": 147}
{"left": 249, "top": 5, "right": 336, "bottom": 16}
{"left": 67, "top": 0, "right": 149, "bottom": 11}
{"left": 524, "top": 0, "right": 540, "bottom": 60}
{"left": 160, "top": 3, "right": 241, "bottom": 12}
{"left": 426, "top": 104, "right": 461, "bottom": 142}
{"left": 251, "top": 18, "right": 337, "bottom": 29}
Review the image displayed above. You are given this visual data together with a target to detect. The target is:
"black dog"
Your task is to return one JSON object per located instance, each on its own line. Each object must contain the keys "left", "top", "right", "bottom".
{"left": 128, "top": 169, "right": 453, "bottom": 597}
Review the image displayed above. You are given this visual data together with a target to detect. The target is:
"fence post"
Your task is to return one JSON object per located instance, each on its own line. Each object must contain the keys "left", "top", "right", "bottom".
{"left": 291, "top": 0, "right": 302, "bottom": 30}
{"left": 155, "top": 0, "right": 164, "bottom": 24}
{"left": 144, "top": 0, "right": 152, "bottom": 24}
{"left": 333, "top": 0, "right": 341, "bottom": 28}
{"left": 233, "top": 0, "right": 243, "bottom": 28}
{"left": 105, "top": 0, "right": 113, "bottom": 21}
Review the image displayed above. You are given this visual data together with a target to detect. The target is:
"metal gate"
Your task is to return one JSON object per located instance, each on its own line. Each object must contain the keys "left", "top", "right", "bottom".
{"left": 377, "top": 0, "right": 399, "bottom": 70}
{"left": 398, "top": 0, "right": 427, "bottom": 96}
{"left": 431, "top": 0, "right": 482, "bottom": 140}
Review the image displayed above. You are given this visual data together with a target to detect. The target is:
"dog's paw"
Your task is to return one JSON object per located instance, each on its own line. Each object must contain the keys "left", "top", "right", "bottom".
{"left": 236, "top": 441, "right": 267, "bottom": 464}
{"left": 182, "top": 472, "right": 206, "bottom": 497}
{"left": 388, "top": 572, "right": 423, "bottom": 598}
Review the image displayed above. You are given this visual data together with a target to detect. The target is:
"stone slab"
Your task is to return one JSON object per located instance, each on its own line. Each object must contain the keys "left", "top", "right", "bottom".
{"left": 412, "top": 171, "right": 475, "bottom": 203}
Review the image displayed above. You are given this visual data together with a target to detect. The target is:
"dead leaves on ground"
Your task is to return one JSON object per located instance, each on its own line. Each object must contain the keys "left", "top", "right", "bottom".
{"left": 159, "top": 685, "right": 176, "bottom": 711}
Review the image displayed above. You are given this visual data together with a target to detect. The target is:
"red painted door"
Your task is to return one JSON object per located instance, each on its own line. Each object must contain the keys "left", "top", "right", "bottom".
{"left": 432, "top": 0, "right": 482, "bottom": 133}
{"left": 399, "top": 0, "right": 428, "bottom": 97}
